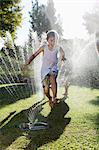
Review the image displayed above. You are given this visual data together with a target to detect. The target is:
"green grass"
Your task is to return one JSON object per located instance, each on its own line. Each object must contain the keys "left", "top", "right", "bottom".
{"left": 0, "top": 85, "right": 99, "bottom": 150}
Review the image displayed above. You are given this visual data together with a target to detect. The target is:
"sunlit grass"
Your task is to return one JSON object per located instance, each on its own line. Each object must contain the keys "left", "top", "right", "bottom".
{"left": 0, "top": 85, "right": 99, "bottom": 150}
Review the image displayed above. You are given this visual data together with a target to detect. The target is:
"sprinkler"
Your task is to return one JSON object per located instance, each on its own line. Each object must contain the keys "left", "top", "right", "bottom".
{"left": 18, "top": 101, "right": 49, "bottom": 131}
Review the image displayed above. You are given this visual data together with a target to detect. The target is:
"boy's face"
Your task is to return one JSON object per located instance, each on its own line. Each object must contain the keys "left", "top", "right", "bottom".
{"left": 48, "top": 37, "right": 55, "bottom": 47}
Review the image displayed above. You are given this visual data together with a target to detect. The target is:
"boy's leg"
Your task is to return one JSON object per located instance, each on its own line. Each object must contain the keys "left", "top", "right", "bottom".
{"left": 49, "top": 74, "right": 57, "bottom": 103}
{"left": 64, "top": 85, "right": 68, "bottom": 96}
{"left": 43, "top": 85, "right": 50, "bottom": 99}
{"left": 42, "top": 76, "right": 54, "bottom": 107}
{"left": 43, "top": 76, "right": 50, "bottom": 99}
{"left": 63, "top": 81, "right": 70, "bottom": 96}
{"left": 43, "top": 85, "right": 54, "bottom": 107}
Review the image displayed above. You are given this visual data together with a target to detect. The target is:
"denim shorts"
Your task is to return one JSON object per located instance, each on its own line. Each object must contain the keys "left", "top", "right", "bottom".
{"left": 42, "top": 71, "right": 58, "bottom": 88}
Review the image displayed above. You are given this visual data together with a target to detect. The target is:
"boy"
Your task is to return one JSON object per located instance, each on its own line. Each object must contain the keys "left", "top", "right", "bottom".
{"left": 22, "top": 30, "right": 66, "bottom": 107}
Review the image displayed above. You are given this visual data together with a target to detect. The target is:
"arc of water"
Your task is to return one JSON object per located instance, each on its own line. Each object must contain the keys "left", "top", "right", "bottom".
{"left": 30, "top": 65, "right": 35, "bottom": 95}
{"left": 0, "top": 66, "right": 19, "bottom": 99}
{"left": 94, "top": 32, "right": 99, "bottom": 58}
{"left": 3, "top": 50, "right": 21, "bottom": 81}
{"left": 26, "top": 48, "right": 35, "bottom": 96}
{"left": 0, "top": 56, "right": 21, "bottom": 98}
{"left": 1, "top": 34, "right": 23, "bottom": 97}
{"left": 0, "top": 78, "right": 16, "bottom": 98}
{"left": 5, "top": 31, "right": 26, "bottom": 98}
{"left": 0, "top": 78, "right": 17, "bottom": 100}
{"left": 58, "top": 42, "right": 75, "bottom": 85}
{"left": 72, "top": 36, "right": 95, "bottom": 65}
{"left": 21, "top": 46, "right": 33, "bottom": 95}
{"left": 21, "top": 51, "right": 31, "bottom": 95}
{"left": 32, "top": 33, "right": 41, "bottom": 96}
{"left": 11, "top": 46, "right": 28, "bottom": 98}
{"left": 0, "top": 50, "right": 25, "bottom": 98}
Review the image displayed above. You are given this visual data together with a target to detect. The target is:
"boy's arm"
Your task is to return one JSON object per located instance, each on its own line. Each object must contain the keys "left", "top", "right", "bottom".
{"left": 21, "top": 46, "right": 44, "bottom": 70}
{"left": 60, "top": 47, "right": 66, "bottom": 61}
{"left": 25, "top": 46, "right": 44, "bottom": 65}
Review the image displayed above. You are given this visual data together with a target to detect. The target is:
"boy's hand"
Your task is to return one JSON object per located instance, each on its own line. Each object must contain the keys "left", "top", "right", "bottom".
{"left": 21, "top": 64, "right": 28, "bottom": 71}
{"left": 62, "top": 57, "right": 66, "bottom": 61}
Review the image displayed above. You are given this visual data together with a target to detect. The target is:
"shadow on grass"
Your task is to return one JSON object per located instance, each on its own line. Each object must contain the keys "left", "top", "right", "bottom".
{"left": 0, "top": 83, "right": 33, "bottom": 109}
{"left": 87, "top": 96, "right": 99, "bottom": 142}
{"left": 85, "top": 113, "right": 99, "bottom": 137}
{"left": 0, "top": 97, "right": 71, "bottom": 150}
{"left": 94, "top": 113, "right": 99, "bottom": 130}
{"left": 0, "top": 100, "right": 45, "bottom": 150}
{"left": 24, "top": 97, "right": 71, "bottom": 150}
{"left": 0, "top": 111, "right": 16, "bottom": 127}
{"left": 89, "top": 96, "right": 99, "bottom": 106}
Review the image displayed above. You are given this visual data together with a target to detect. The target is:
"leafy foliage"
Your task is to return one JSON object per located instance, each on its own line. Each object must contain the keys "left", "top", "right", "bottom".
{"left": 29, "top": 0, "right": 51, "bottom": 37}
{"left": 0, "top": 0, "right": 22, "bottom": 38}
{"left": 83, "top": 5, "right": 99, "bottom": 34}
{"left": 46, "top": 0, "right": 63, "bottom": 36}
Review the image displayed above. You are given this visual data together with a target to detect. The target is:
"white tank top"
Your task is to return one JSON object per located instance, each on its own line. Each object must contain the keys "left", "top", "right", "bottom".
{"left": 41, "top": 44, "right": 60, "bottom": 81}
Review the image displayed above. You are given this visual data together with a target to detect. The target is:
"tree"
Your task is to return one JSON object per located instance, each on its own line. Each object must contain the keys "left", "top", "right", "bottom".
{"left": 29, "top": 0, "right": 51, "bottom": 37}
{"left": 0, "top": 0, "right": 22, "bottom": 39}
{"left": 46, "top": 0, "right": 63, "bottom": 37}
{"left": 83, "top": 5, "right": 99, "bottom": 34}
{"left": 28, "top": 29, "right": 33, "bottom": 50}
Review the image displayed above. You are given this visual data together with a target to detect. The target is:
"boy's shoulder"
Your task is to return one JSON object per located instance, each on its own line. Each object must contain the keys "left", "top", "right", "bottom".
{"left": 56, "top": 45, "right": 62, "bottom": 51}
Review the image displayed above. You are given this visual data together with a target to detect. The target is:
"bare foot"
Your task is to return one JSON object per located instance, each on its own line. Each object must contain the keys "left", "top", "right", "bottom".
{"left": 63, "top": 93, "right": 68, "bottom": 98}
{"left": 52, "top": 97, "right": 58, "bottom": 104}
{"left": 49, "top": 97, "right": 54, "bottom": 108}
{"left": 63, "top": 93, "right": 68, "bottom": 96}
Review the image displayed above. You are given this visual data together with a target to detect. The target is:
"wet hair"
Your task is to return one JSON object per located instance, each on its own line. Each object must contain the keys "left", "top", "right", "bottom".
{"left": 46, "top": 31, "right": 55, "bottom": 41}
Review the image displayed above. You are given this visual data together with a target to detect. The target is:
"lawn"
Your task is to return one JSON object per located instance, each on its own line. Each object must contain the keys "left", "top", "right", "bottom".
{"left": 0, "top": 85, "right": 99, "bottom": 150}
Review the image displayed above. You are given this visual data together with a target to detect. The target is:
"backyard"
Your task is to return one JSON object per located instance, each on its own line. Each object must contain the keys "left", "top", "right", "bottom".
{"left": 0, "top": 85, "right": 98, "bottom": 150}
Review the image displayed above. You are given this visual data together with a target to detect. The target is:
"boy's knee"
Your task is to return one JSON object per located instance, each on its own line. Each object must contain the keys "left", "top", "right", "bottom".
{"left": 51, "top": 79, "right": 57, "bottom": 86}
{"left": 50, "top": 75, "right": 56, "bottom": 83}
{"left": 44, "top": 86, "right": 49, "bottom": 94}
